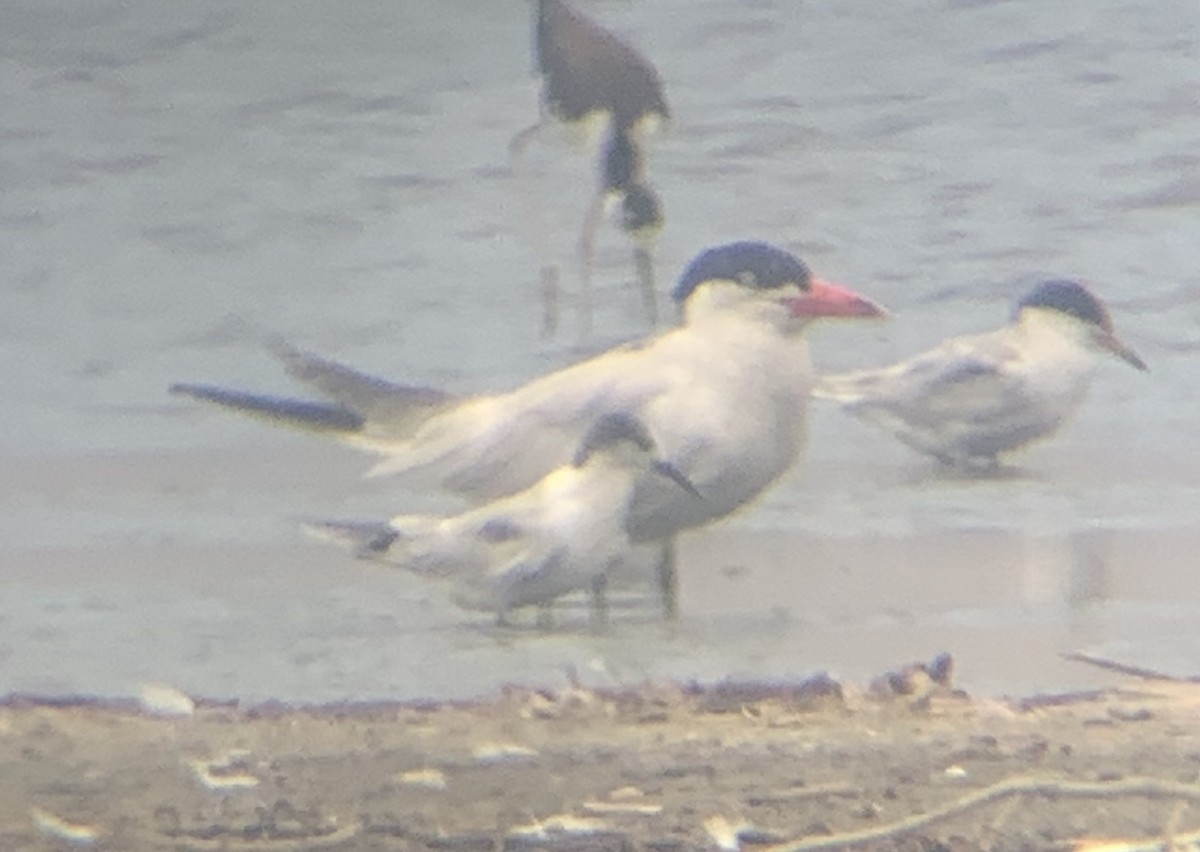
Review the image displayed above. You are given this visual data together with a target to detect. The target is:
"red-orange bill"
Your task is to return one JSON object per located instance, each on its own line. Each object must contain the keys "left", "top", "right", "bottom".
{"left": 787, "top": 278, "right": 888, "bottom": 319}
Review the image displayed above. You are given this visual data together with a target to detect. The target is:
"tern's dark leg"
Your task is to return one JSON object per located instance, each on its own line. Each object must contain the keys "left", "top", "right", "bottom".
{"left": 655, "top": 539, "right": 678, "bottom": 620}
{"left": 510, "top": 122, "right": 561, "bottom": 336}
{"left": 589, "top": 574, "right": 610, "bottom": 630}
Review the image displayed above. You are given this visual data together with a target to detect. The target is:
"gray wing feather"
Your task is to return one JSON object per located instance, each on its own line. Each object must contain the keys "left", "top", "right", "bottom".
{"left": 269, "top": 341, "right": 457, "bottom": 434}
{"left": 170, "top": 341, "right": 461, "bottom": 440}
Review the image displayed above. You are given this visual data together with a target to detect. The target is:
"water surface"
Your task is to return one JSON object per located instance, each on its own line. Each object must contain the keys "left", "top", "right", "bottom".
{"left": 2, "top": 0, "right": 1198, "bottom": 701}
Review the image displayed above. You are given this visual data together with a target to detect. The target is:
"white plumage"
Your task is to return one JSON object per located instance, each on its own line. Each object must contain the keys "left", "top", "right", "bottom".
{"left": 815, "top": 279, "right": 1147, "bottom": 470}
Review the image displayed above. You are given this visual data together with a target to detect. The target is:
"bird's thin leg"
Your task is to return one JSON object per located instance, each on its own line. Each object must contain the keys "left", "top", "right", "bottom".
{"left": 589, "top": 574, "right": 610, "bottom": 630}
{"left": 957, "top": 453, "right": 1000, "bottom": 476}
{"left": 541, "top": 265, "right": 561, "bottom": 338}
{"left": 510, "top": 122, "right": 561, "bottom": 336}
{"left": 655, "top": 538, "right": 678, "bottom": 620}
{"left": 632, "top": 243, "right": 658, "bottom": 327}
{"left": 973, "top": 454, "right": 1008, "bottom": 479}
{"left": 577, "top": 190, "right": 607, "bottom": 338}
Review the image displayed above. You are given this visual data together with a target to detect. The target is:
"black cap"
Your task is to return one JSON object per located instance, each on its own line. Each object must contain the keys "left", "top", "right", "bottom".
{"left": 671, "top": 242, "right": 811, "bottom": 305}
{"left": 1017, "top": 279, "right": 1112, "bottom": 331}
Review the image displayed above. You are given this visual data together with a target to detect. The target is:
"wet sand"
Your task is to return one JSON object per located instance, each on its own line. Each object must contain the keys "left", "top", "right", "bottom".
{"left": 6, "top": 660, "right": 1200, "bottom": 850}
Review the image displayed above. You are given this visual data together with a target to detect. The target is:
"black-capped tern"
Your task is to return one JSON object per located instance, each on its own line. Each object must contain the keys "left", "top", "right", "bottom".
{"left": 306, "top": 411, "right": 698, "bottom": 626}
{"left": 172, "top": 241, "right": 887, "bottom": 615}
{"left": 814, "top": 278, "right": 1148, "bottom": 471}
{"left": 510, "top": 0, "right": 668, "bottom": 335}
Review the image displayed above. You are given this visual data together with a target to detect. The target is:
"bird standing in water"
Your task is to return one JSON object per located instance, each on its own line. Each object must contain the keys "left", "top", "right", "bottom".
{"left": 172, "top": 242, "right": 888, "bottom": 619}
{"left": 305, "top": 412, "right": 699, "bottom": 628}
{"left": 510, "top": 0, "right": 669, "bottom": 336}
{"left": 815, "top": 279, "right": 1148, "bottom": 471}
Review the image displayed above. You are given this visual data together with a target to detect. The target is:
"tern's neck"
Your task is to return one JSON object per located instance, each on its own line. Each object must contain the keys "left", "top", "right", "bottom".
{"left": 1015, "top": 308, "right": 1102, "bottom": 369}
{"left": 683, "top": 295, "right": 805, "bottom": 341}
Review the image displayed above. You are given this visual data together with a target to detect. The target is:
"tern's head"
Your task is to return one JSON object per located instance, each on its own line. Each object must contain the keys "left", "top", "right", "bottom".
{"left": 671, "top": 241, "right": 887, "bottom": 330}
{"left": 1016, "top": 279, "right": 1147, "bottom": 371}
{"left": 573, "top": 412, "right": 700, "bottom": 497}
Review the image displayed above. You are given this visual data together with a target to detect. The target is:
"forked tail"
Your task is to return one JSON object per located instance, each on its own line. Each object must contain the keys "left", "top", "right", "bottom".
{"left": 170, "top": 342, "right": 458, "bottom": 438}
{"left": 300, "top": 518, "right": 400, "bottom": 558}
{"left": 170, "top": 383, "right": 366, "bottom": 434}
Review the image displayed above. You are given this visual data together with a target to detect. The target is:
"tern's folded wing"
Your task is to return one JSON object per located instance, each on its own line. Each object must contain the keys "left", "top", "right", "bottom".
{"left": 365, "top": 340, "right": 669, "bottom": 499}
{"left": 830, "top": 333, "right": 1062, "bottom": 455}
{"left": 862, "top": 347, "right": 1025, "bottom": 421}
{"left": 818, "top": 330, "right": 1018, "bottom": 412}
{"left": 481, "top": 544, "right": 579, "bottom": 607}
{"left": 384, "top": 506, "right": 534, "bottom": 577}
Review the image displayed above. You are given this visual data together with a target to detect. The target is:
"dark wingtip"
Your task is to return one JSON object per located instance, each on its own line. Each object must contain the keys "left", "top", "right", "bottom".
{"left": 170, "top": 382, "right": 366, "bottom": 433}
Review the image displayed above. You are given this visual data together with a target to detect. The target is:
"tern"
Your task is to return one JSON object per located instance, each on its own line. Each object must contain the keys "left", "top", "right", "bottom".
{"left": 510, "top": 0, "right": 668, "bottom": 335}
{"left": 814, "top": 278, "right": 1148, "bottom": 471}
{"left": 305, "top": 411, "right": 699, "bottom": 626}
{"left": 172, "top": 241, "right": 887, "bottom": 615}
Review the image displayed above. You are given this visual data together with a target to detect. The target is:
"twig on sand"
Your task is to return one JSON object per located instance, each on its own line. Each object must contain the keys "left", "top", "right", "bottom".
{"left": 1061, "top": 652, "right": 1193, "bottom": 683}
{"left": 763, "top": 776, "right": 1200, "bottom": 852}
{"left": 745, "top": 782, "right": 859, "bottom": 806}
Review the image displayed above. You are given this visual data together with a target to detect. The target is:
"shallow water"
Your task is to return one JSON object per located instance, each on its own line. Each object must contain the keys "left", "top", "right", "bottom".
{"left": 2, "top": 0, "right": 1198, "bottom": 701}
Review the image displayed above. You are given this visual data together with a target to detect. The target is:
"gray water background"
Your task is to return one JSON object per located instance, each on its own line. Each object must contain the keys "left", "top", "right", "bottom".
{"left": 2, "top": 0, "right": 1199, "bottom": 702}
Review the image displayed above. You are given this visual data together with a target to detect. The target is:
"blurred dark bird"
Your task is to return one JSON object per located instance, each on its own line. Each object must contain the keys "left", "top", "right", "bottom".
{"left": 511, "top": 0, "right": 669, "bottom": 336}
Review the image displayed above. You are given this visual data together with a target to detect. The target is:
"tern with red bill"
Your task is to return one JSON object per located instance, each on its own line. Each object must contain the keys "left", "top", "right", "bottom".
{"left": 172, "top": 242, "right": 887, "bottom": 614}
{"left": 815, "top": 278, "right": 1147, "bottom": 471}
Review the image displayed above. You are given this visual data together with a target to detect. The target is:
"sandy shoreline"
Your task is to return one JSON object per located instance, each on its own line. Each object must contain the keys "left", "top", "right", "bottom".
{"left": 5, "top": 659, "right": 1200, "bottom": 850}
